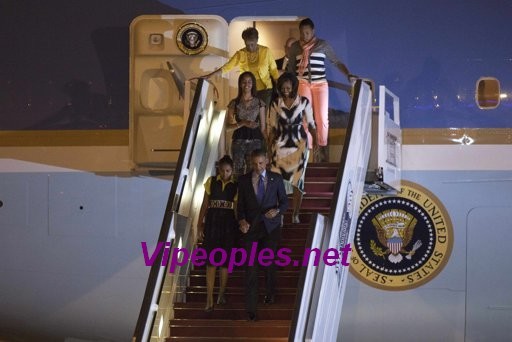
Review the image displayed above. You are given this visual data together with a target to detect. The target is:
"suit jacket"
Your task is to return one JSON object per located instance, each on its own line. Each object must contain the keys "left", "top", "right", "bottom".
{"left": 237, "top": 170, "right": 288, "bottom": 233}
{"left": 275, "top": 56, "right": 286, "bottom": 71}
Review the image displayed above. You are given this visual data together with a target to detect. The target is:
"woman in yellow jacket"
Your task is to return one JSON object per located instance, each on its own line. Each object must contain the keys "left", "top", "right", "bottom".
{"left": 203, "top": 27, "right": 279, "bottom": 109}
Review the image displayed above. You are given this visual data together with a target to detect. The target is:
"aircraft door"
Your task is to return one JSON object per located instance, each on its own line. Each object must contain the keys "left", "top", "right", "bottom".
{"left": 129, "top": 15, "right": 228, "bottom": 169}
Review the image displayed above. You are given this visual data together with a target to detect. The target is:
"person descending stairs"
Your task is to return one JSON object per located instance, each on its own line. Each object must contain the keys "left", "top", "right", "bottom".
{"left": 167, "top": 162, "right": 338, "bottom": 341}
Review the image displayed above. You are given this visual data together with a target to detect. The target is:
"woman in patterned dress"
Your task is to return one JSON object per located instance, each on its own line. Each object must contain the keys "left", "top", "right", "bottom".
{"left": 197, "top": 155, "right": 238, "bottom": 312}
{"left": 226, "top": 71, "right": 267, "bottom": 176}
{"left": 269, "top": 72, "right": 317, "bottom": 223}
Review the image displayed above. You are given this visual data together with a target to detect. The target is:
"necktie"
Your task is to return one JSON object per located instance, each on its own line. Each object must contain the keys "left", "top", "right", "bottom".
{"left": 256, "top": 174, "right": 265, "bottom": 203}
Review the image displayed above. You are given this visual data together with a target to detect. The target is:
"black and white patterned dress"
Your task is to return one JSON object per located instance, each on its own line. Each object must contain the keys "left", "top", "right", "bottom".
{"left": 269, "top": 95, "right": 315, "bottom": 194}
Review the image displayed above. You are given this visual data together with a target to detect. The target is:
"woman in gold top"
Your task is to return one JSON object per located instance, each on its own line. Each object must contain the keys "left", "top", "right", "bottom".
{"left": 202, "top": 27, "right": 279, "bottom": 109}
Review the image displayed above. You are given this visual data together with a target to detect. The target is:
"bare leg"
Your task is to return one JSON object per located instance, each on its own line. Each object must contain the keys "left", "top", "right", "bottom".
{"left": 217, "top": 267, "right": 228, "bottom": 304}
{"left": 205, "top": 265, "right": 216, "bottom": 311}
{"left": 292, "top": 187, "right": 303, "bottom": 223}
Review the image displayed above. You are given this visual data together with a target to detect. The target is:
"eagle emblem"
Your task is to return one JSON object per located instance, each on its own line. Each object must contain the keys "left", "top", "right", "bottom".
{"left": 370, "top": 209, "right": 422, "bottom": 263}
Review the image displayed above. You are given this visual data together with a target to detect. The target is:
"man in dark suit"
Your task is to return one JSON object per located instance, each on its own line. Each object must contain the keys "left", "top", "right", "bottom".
{"left": 237, "top": 149, "right": 288, "bottom": 321}
{"left": 275, "top": 37, "right": 297, "bottom": 72}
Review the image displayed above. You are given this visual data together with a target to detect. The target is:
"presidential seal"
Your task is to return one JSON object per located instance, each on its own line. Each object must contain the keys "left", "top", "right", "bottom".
{"left": 176, "top": 22, "right": 208, "bottom": 55}
{"left": 350, "top": 180, "right": 453, "bottom": 290}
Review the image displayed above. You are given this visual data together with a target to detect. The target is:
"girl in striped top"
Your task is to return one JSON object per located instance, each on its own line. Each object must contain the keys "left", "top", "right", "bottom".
{"left": 287, "top": 18, "right": 356, "bottom": 162}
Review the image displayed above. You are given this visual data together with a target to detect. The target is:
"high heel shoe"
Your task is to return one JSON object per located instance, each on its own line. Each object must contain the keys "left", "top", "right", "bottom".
{"left": 204, "top": 304, "right": 214, "bottom": 312}
{"left": 217, "top": 294, "right": 226, "bottom": 305}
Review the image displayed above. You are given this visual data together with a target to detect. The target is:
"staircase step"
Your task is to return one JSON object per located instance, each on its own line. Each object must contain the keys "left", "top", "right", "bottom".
{"left": 308, "top": 162, "right": 339, "bottom": 167}
{"left": 304, "top": 181, "right": 335, "bottom": 193}
{"left": 298, "top": 197, "right": 333, "bottom": 208}
{"left": 173, "top": 302, "right": 295, "bottom": 320}
{"left": 180, "top": 288, "right": 296, "bottom": 305}
{"left": 282, "top": 225, "right": 316, "bottom": 240}
{"left": 282, "top": 211, "right": 329, "bottom": 225}
{"left": 192, "top": 261, "right": 305, "bottom": 273}
{"left": 166, "top": 336, "right": 287, "bottom": 341}
{"left": 305, "top": 167, "right": 338, "bottom": 177}
{"left": 165, "top": 162, "right": 338, "bottom": 340}
{"left": 168, "top": 319, "right": 290, "bottom": 338}
{"left": 181, "top": 286, "right": 297, "bottom": 304}
{"left": 303, "top": 176, "right": 337, "bottom": 183}
{"left": 188, "top": 273, "right": 299, "bottom": 287}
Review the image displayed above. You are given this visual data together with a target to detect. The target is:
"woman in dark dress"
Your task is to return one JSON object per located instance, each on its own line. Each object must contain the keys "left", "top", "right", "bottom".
{"left": 197, "top": 155, "right": 238, "bottom": 312}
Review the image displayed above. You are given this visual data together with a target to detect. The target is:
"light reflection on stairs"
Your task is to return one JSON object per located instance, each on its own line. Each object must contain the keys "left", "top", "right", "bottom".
{"left": 166, "top": 163, "right": 338, "bottom": 341}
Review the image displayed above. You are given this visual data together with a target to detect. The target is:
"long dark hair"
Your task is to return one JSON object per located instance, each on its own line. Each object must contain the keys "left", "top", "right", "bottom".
{"left": 277, "top": 72, "right": 299, "bottom": 99}
{"left": 236, "top": 71, "right": 258, "bottom": 100}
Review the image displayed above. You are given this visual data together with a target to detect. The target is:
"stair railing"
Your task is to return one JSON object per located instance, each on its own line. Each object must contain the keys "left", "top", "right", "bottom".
{"left": 290, "top": 79, "right": 373, "bottom": 341}
{"left": 132, "top": 78, "right": 226, "bottom": 342}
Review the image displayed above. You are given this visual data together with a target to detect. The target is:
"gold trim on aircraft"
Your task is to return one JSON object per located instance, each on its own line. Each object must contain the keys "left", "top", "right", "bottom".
{"left": 0, "top": 128, "right": 511, "bottom": 147}
{"left": 402, "top": 128, "right": 512, "bottom": 144}
{"left": 0, "top": 130, "right": 128, "bottom": 146}
{"left": 331, "top": 128, "right": 512, "bottom": 145}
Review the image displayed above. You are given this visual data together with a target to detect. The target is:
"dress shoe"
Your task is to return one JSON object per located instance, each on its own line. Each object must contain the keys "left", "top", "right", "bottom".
{"left": 247, "top": 312, "right": 257, "bottom": 321}
{"left": 264, "top": 295, "right": 275, "bottom": 304}
{"left": 217, "top": 294, "right": 226, "bottom": 305}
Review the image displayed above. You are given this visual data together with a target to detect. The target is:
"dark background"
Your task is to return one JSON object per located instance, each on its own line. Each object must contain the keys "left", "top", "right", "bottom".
{"left": 0, "top": 0, "right": 180, "bottom": 130}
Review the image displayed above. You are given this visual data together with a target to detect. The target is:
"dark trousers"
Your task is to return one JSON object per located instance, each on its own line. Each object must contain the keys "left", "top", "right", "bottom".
{"left": 257, "top": 88, "right": 273, "bottom": 112}
{"left": 232, "top": 139, "right": 262, "bottom": 177}
{"left": 242, "top": 221, "right": 281, "bottom": 314}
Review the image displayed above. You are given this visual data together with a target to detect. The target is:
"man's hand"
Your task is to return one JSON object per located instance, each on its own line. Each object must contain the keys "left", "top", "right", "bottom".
{"left": 239, "top": 219, "right": 250, "bottom": 234}
{"left": 265, "top": 208, "right": 280, "bottom": 219}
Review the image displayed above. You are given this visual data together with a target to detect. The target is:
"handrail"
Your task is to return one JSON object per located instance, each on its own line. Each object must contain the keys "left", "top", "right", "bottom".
{"left": 288, "top": 213, "right": 329, "bottom": 340}
{"left": 132, "top": 78, "right": 225, "bottom": 341}
{"left": 290, "top": 80, "right": 373, "bottom": 341}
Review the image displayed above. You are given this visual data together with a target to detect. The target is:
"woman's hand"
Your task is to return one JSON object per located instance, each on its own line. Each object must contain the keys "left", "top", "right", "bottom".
{"left": 347, "top": 73, "right": 359, "bottom": 83}
{"left": 239, "top": 219, "right": 250, "bottom": 234}
{"left": 309, "top": 127, "right": 318, "bottom": 150}
{"left": 242, "top": 120, "right": 259, "bottom": 129}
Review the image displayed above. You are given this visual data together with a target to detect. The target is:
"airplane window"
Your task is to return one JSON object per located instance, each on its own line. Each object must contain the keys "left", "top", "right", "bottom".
{"left": 476, "top": 77, "right": 500, "bottom": 109}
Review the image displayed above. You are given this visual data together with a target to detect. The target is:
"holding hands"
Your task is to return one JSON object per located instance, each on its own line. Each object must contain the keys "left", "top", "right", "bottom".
{"left": 239, "top": 219, "right": 250, "bottom": 234}
{"left": 264, "top": 208, "right": 280, "bottom": 219}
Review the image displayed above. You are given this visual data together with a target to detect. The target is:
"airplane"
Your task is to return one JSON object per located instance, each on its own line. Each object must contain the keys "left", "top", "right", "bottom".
{"left": 1, "top": 0, "right": 511, "bottom": 341}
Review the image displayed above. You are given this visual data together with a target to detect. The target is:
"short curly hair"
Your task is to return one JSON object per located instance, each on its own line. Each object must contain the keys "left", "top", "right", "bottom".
{"left": 241, "top": 27, "right": 259, "bottom": 41}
